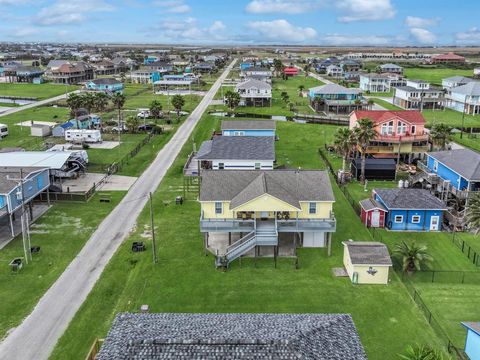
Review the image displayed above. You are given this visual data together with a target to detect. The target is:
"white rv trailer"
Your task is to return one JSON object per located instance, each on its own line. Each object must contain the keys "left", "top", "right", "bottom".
{"left": 65, "top": 129, "right": 102, "bottom": 143}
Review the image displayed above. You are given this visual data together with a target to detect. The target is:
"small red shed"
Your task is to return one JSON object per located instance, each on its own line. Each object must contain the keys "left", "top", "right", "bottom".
{"left": 359, "top": 198, "right": 387, "bottom": 228}
{"left": 283, "top": 67, "right": 299, "bottom": 76}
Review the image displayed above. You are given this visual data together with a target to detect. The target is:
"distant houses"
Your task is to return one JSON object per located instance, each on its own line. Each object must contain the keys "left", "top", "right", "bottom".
{"left": 445, "top": 81, "right": 480, "bottom": 116}
{"left": 85, "top": 78, "right": 124, "bottom": 94}
{"left": 48, "top": 61, "right": 94, "bottom": 85}
{"left": 431, "top": 52, "right": 466, "bottom": 64}
{"left": 377, "top": 63, "right": 403, "bottom": 74}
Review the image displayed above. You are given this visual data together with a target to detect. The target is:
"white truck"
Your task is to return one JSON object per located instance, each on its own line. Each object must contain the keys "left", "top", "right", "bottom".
{"left": 0, "top": 123, "right": 8, "bottom": 138}
{"left": 65, "top": 129, "right": 102, "bottom": 143}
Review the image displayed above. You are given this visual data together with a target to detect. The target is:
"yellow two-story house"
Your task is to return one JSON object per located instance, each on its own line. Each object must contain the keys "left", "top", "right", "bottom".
{"left": 199, "top": 170, "right": 336, "bottom": 268}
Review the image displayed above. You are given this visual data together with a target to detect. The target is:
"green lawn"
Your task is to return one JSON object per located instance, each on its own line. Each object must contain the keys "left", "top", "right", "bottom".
{"left": 51, "top": 116, "right": 446, "bottom": 360}
{"left": 422, "top": 108, "right": 480, "bottom": 128}
{"left": 0, "top": 83, "right": 78, "bottom": 100}
{"left": 451, "top": 133, "right": 480, "bottom": 152}
{"left": 0, "top": 192, "right": 125, "bottom": 338}
{"left": 371, "top": 98, "right": 402, "bottom": 110}
{"left": 404, "top": 67, "right": 474, "bottom": 86}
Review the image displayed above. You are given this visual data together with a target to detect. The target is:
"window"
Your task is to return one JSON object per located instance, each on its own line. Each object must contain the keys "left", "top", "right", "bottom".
{"left": 381, "top": 121, "right": 394, "bottom": 135}
{"left": 412, "top": 215, "right": 421, "bottom": 224}
{"left": 397, "top": 121, "right": 407, "bottom": 135}
{"left": 218, "top": 163, "right": 224, "bottom": 170}
{"left": 255, "top": 163, "right": 261, "bottom": 170}
{"left": 215, "top": 202, "right": 222, "bottom": 214}
{"left": 433, "top": 160, "right": 438, "bottom": 172}
{"left": 394, "top": 215, "right": 403, "bottom": 223}
{"left": 233, "top": 131, "right": 245, "bottom": 136}
{"left": 309, "top": 202, "right": 317, "bottom": 214}
{"left": 411, "top": 125, "right": 416, "bottom": 135}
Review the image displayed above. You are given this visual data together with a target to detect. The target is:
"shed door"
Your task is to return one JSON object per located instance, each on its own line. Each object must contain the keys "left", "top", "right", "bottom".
{"left": 371, "top": 211, "right": 380, "bottom": 227}
{"left": 430, "top": 216, "right": 440, "bottom": 231}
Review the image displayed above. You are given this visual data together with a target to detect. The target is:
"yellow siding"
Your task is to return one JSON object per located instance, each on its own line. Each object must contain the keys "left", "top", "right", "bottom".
{"left": 201, "top": 201, "right": 234, "bottom": 218}
{"left": 353, "top": 265, "right": 390, "bottom": 284}
{"left": 232, "top": 194, "right": 300, "bottom": 212}
{"left": 298, "top": 202, "right": 333, "bottom": 219}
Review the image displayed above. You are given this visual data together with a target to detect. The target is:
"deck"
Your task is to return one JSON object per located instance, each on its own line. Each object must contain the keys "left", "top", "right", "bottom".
{"left": 183, "top": 152, "right": 199, "bottom": 177}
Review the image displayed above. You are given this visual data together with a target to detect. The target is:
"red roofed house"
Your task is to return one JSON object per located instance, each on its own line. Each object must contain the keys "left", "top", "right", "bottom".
{"left": 431, "top": 52, "right": 465, "bottom": 64}
{"left": 283, "top": 67, "right": 299, "bottom": 77}
{"left": 349, "top": 110, "right": 429, "bottom": 162}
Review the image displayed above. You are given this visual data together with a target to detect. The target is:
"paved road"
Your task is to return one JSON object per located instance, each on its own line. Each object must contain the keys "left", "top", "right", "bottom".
{"left": 307, "top": 72, "right": 333, "bottom": 84}
{"left": 0, "top": 59, "right": 237, "bottom": 360}
{"left": 0, "top": 90, "right": 80, "bottom": 118}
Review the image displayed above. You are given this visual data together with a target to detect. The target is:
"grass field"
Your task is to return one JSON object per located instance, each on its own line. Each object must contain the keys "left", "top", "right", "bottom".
{"left": 403, "top": 67, "right": 474, "bottom": 86}
{"left": 50, "top": 116, "right": 446, "bottom": 360}
{"left": 0, "top": 83, "right": 78, "bottom": 100}
{"left": 371, "top": 98, "right": 402, "bottom": 110}
{"left": 451, "top": 133, "right": 480, "bottom": 152}
{"left": 422, "top": 108, "right": 480, "bottom": 128}
{"left": 0, "top": 192, "right": 125, "bottom": 339}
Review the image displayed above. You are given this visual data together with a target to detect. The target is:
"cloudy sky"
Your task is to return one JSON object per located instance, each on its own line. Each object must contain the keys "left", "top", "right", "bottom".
{"left": 0, "top": 0, "right": 479, "bottom": 46}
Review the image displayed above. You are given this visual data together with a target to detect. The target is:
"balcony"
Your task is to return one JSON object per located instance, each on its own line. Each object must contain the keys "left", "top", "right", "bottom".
{"left": 375, "top": 134, "right": 429, "bottom": 143}
{"left": 200, "top": 212, "right": 255, "bottom": 232}
{"left": 277, "top": 217, "right": 336, "bottom": 232}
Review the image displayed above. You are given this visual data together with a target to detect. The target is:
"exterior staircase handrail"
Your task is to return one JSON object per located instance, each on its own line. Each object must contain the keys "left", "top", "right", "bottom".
{"left": 225, "top": 231, "right": 256, "bottom": 255}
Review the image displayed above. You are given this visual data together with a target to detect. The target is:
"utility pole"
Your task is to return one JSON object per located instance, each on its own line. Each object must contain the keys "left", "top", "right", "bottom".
{"left": 460, "top": 94, "right": 467, "bottom": 139}
{"left": 149, "top": 192, "right": 158, "bottom": 264}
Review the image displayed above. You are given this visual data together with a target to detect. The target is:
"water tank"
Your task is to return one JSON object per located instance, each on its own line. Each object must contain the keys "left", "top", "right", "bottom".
{"left": 404, "top": 180, "right": 409, "bottom": 188}
{"left": 398, "top": 180, "right": 404, "bottom": 188}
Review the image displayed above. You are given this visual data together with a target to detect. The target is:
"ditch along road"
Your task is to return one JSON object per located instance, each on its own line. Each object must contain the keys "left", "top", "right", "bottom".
{"left": 0, "top": 90, "right": 81, "bottom": 118}
{"left": 0, "top": 58, "right": 237, "bottom": 360}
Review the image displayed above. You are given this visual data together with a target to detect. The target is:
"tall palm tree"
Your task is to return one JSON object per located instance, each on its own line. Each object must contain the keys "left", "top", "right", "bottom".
{"left": 224, "top": 90, "right": 241, "bottom": 111}
{"left": 353, "top": 117, "right": 377, "bottom": 184}
{"left": 66, "top": 93, "right": 82, "bottom": 117}
{"left": 465, "top": 192, "right": 480, "bottom": 234}
{"left": 149, "top": 100, "right": 163, "bottom": 119}
{"left": 367, "top": 99, "right": 374, "bottom": 110}
{"left": 94, "top": 92, "right": 109, "bottom": 112}
{"left": 394, "top": 241, "right": 433, "bottom": 274}
{"left": 273, "top": 59, "right": 284, "bottom": 78}
{"left": 333, "top": 127, "right": 356, "bottom": 182}
{"left": 429, "top": 123, "right": 451, "bottom": 150}
{"left": 111, "top": 92, "right": 126, "bottom": 125}
{"left": 303, "top": 63, "right": 311, "bottom": 76}
{"left": 298, "top": 85, "right": 305, "bottom": 97}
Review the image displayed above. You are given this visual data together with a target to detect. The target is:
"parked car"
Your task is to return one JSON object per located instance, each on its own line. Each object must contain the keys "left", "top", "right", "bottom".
{"left": 111, "top": 124, "right": 127, "bottom": 132}
{"left": 137, "top": 110, "right": 150, "bottom": 119}
{"left": 138, "top": 124, "right": 154, "bottom": 132}
{"left": 0, "top": 123, "right": 8, "bottom": 138}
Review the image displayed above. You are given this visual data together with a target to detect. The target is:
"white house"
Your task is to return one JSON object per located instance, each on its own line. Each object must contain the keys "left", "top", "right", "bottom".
{"left": 235, "top": 79, "right": 272, "bottom": 107}
{"left": 326, "top": 64, "right": 343, "bottom": 78}
{"left": 359, "top": 74, "right": 391, "bottom": 93}
{"left": 377, "top": 63, "right": 403, "bottom": 74}
{"left": 442, "top": 76, "right": 476, "bottom": 91}
{"left": 393, "top": 80, "right": 444, "bottom": 110}
{"left": 446, "top": 82, "right": 480, "bottom": 115}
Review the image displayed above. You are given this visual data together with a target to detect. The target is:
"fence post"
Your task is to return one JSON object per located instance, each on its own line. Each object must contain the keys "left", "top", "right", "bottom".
{"left": 432, "top": 271, "right": 435, "bottom": 283}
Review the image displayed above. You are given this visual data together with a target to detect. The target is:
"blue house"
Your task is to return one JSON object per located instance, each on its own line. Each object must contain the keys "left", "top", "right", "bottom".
{"left": 240, "top": 62, "right": 253, "bottom": 71}
{"left": 308, "top": 83, "right": 365, "bottom": 114}
{"left": 0, "top": 167, "right": 50, "bottom": 238}
{"left": 425, "top": 149, "right": 480, "bottom": 193}
{"left": 52, "top": 121, "right": 74, "bottom": 137}
{"left": 463, "top": 322, "right": 480, "bottom": 360}
{"left": 372, "top": 188, "right": 447, "bottom": 231}
{"left": 85, "top": 78, "right": 124, "bottom": 94}
{"left": 221, "top": 120, "right": 276, "bottom": 137}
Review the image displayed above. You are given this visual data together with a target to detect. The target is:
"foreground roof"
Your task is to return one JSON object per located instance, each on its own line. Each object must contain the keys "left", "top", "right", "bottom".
{"left": 450, "top": 81, "right": 480, "bottom": 96}
{"left": 343, "top": 241, "right": 392, "bottom": 266}
{"left": 221, "top": 120, "right": 276, "bottom": 131}
{"left": 0, "top": 151, "right": 71, "bottom": 169}
{"left": 428, "top": 148, "right": 480, "bottom": 180}
{"left": 97, "top": 313, "right": 366, "bottom": 360}
{"left": 0, "top": 167, "right": 46, "bottom": 194}
{"left": 351, "top": 110, "right": 425, "bottom": 125}
{"left": 200, "top": 170, "right": 334, "bottom": 207}
{"left": 196, "top": 136, "right": 275, "bottom": 161}
{"left": 374, "top": 188, "right": 447, "bottom": 210}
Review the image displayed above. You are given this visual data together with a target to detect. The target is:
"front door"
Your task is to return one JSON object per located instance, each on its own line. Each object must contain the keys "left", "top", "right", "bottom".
{"left": 371, "top": 211, "right": 380, "bottom": 227}
{"left": 430, "top": 216, "right": 440, "bottom": 231}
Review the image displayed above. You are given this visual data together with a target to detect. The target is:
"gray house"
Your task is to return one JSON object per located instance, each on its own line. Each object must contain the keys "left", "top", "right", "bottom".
{"left": 97, "top": 313, "right": 367, "bottom": 360}
{"left": 235, "top": 79, "right": 272, "bottom": 107}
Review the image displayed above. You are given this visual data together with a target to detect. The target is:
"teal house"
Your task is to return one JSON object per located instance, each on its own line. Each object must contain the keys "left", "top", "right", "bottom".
{"left": 308, "top": 83, "right": 365, "bottom": 114}
{"left": 463, "top": 322, "right": 480, "bottom": 360}
{"left": 85, "top": 78, "right": 124, "bottom": 94}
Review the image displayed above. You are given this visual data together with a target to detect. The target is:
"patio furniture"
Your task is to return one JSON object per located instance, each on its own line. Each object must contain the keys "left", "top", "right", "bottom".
{"left": 132, "top": 242, "right": 146, "bottom": 252}
{"left": 9, "top": 258, "right": 23, "bottom": 273}
{"left": 30, "top": 246, "right": 41, "bottom": 254}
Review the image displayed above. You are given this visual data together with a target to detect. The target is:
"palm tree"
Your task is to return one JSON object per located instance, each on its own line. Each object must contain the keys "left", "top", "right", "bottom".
{"left": 66, "top": 93, "right": 82, "bottom": 117}
{"left": 394, "top": 241, "right": 433, "bottom": 274}
{"left": 93, "top": 92, "right": 109, "bottom": 112}
{"left": 171, "top": 94, "right": 185, "bottom": 122}
{"left": 273, "top": 59, "right": 284, "bottom": 78}
{"left": 125, "top": 116, "right": 139, "bottom": 133}
{"left": 465, "top": 193, "right": 480, "bottom": 234}
{"left": 303, "top": 63, "right": 311, "bottom": 76}
{"left": 333, "top": 127, "right": 356, "bottom": 183}
{"left": 149, "top": 100, "right": 163, "bottom": 119}
{"left": 298, "top": 85, "right": 305, "bottom": 97}
{"left": 111, "top": 92, "right": 126, "bottom": 125}
{"left": 353, "top": 117, "right": 377, "bottom": 184}
{"left": 224, "top": 90, "right": 241, "bottom": 111}
{"left": 398, "top": 344, "right": 448, "bottom": 360}
{"left": 367, "top": 99, "right": 374, "bottom": 110}
{"left": 280, "top": 91, "right": 289, "bottom": 103}
{"left": 429, "top": 123, "right": 451, "bottom": 150}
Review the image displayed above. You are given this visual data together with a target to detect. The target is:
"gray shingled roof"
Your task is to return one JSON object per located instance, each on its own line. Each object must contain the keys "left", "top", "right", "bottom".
{"left": 235, "top": 79, "right": 272, "bottom": 91}
{"left": 90, "top": 78, "right": 121, "bottom": 85}
{"left": 462, "top": 322, "right": 480, "bottom": 335}
{"left": 451, "top": 81, "right": 480, "bottom": 96}
{"left": 221, "top": 120, "right": 276, "bottom": 131}
{"left": 374, "top": 189, "right": 447, "bottom": 210}
{"left": 0, "top": 167, "right": 46, "bottom": 194}
{"left": 379, "top": 63, "right": 402, "bottom": 69}
{"left": 195, "top": 136, "right": 275, "bottom": 161}
{"left": 395, "top": 86, "right": 441, "bottom": 93}
{"left": 200, "top": 170, "right": 335, "bottom": 208}
{"left": 97, "top": 313, "right": 367, "bottom": 360}
{"left": 359, "top": 198, "right": 386, "bottom": 212}
{"left": 343, "top": 241, "right": 392, "bottom": 266}
{"left": 443, "top": 76, "right": 475, "bottom": 84}
{"left": 309, "top": 83, "right": 361, "bottom": 95}
{"left": 428, "top": 148, "right": 480, "bottom": 180}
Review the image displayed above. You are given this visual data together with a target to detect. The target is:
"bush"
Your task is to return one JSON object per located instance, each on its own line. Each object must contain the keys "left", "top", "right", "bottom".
{"left": 82, "top": 143, "right": 90, "bottom": 149}
{"left": 105, "top": 120, "right": 117, "bottom": 126}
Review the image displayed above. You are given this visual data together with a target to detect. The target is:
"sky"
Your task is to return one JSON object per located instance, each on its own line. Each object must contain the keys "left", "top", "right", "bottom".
{"left": 0, "top": 0, "right": 479, "bottom": 46}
